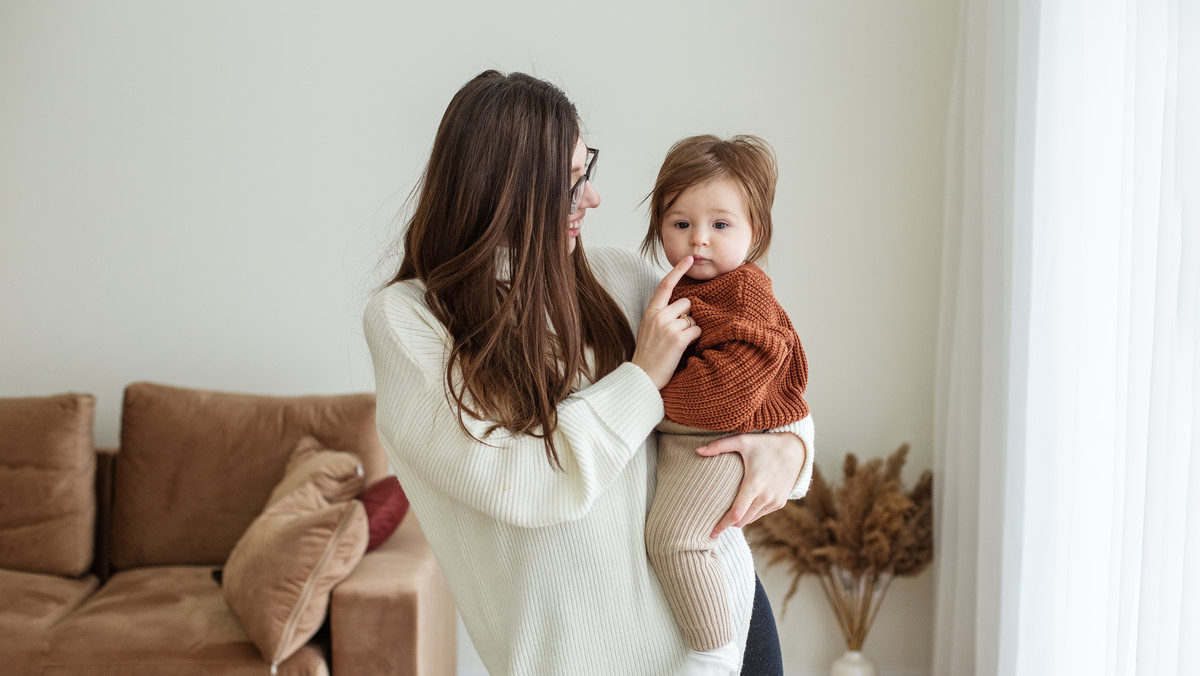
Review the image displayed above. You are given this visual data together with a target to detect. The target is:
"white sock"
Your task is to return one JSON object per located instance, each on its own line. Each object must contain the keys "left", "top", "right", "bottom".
{"left": 677, "top": 642, "right": 741, "bottom": 676}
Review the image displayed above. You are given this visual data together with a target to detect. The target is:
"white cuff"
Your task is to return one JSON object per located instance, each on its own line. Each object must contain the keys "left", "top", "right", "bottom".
{"left": 767, "top": 415, "right": 815, "bottom": 500}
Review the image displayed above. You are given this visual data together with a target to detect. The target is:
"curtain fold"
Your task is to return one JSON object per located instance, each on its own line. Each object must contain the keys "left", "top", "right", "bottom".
{"left": 933, "top": 1, "right": 1197, "bottom": 674}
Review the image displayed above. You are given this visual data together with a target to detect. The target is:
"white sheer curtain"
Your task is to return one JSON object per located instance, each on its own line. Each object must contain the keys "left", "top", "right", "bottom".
{"left": 933, "top": 1, "right": 1198, "bottom": 675}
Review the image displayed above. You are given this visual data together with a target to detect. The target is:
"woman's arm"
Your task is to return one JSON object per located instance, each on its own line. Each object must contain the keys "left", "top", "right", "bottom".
{"left": 366, "top": 291, "right": 661, "bottom": 529}
{"left": 365, "top": 258, "right": 699, "bottom": 529}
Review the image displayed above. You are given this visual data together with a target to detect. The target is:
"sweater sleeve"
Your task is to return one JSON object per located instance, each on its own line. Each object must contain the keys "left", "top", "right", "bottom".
{"left": 661, "top": 330, "right": 792, "bottom": 430}
{"left": 364, "top": 284, "right": 664, "bottom": 529}
{"left": 767, "top": 415, "right": 816, "bottom": 500}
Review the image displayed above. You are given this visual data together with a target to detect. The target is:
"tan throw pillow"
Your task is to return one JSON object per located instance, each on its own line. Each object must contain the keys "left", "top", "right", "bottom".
{"left": 223, "top": 481, "right": 368, "bottom": 669}
{"left": 266, "top": 435, "right": 365, "bottom": 508}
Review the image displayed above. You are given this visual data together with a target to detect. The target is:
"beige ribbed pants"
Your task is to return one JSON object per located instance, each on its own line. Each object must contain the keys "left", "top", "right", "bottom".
{"left": 646, "top": 420, "right": 744, "bottom": 652}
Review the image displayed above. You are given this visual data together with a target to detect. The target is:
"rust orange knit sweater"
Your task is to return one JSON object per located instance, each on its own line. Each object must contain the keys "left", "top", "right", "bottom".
{"left": 662, "top": 264, "right": 809, "bottom": 432}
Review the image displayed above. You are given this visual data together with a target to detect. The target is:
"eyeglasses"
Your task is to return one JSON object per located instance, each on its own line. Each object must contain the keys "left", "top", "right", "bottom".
{"left": 569, "top": 148, "right": 599, "bottom": 214}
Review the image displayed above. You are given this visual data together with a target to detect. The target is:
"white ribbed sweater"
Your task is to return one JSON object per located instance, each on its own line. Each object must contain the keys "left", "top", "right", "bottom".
{"left": 363, "top": 247, "right": 815, "bottom": 676}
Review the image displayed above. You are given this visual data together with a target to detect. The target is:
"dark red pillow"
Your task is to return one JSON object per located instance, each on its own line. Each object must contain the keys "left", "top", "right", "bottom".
{"left": 359, "top": 476, "right": 409, "bottom": 551}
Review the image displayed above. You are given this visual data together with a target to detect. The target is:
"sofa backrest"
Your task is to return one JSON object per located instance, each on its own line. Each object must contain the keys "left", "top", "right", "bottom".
{"left": 110, "top": 382, "right": 386, "bottom": 570}
{"left": 0, "top": 393, "right": 96, "bottom": 577}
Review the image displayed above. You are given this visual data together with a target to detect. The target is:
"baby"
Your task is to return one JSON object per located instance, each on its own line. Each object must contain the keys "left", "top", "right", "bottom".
{"left": 641, "top": 135, "right": 813, "bottom": 675}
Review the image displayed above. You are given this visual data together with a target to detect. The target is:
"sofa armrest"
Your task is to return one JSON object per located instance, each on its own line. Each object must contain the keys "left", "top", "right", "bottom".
{"left": 330, "top": 511, "right": 456, "bottom": 676}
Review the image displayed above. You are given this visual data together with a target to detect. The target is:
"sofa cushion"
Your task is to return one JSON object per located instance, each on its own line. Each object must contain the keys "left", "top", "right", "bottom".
{"left": 0, "top": 393, "right": 96, "bottom": 576}
{"left": 44, "top": 566, "right": 328, "bottom": 676}
{"left": 360, "top": 476, "right": 409, "bottom": 551}
{"left": 224, "top": 482, "right": 368, "bottom": 669}
{"left": 0, "top": 568, "right": 99, "bottom": 676}
{"left": 110, "top": 382, "right": 384, "bottom": 569}
{"left": 266, "top": 435, "right": 365, "bottom": 508}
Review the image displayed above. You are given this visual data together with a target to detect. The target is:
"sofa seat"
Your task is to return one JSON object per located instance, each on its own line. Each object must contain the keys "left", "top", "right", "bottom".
{"left": 0, "top": 568, "right": 99, "bottom": 675}
{"left": 42, "top": 566, "right": 327, "bottom": 676}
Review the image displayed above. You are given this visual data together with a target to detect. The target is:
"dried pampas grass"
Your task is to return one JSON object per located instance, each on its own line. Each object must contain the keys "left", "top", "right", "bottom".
{"left": 746, "top": 443, "right": 933, "bottom": 651}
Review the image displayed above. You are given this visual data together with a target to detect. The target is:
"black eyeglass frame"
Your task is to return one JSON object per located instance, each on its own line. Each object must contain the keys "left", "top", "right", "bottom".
{"left": 569, "top": 148, "right": 599, "bottom": 214}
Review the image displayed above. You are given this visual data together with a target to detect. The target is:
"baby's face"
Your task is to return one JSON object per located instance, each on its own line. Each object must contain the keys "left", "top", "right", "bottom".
{"left": 660, "top": 176, "right": 754, "bottom": 281}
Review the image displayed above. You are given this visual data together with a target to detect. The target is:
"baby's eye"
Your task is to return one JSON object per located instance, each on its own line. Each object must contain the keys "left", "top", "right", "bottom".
{"left": 713, "top": 221, "right": 729, "bottom": 230}
{"left": 673, "top": 221, "right": 690, "bottom": 230}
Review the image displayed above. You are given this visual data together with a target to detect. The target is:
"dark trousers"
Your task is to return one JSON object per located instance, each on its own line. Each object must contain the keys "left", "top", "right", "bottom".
{"left": 740, "top": 575, "right": 784, "bottom": 675}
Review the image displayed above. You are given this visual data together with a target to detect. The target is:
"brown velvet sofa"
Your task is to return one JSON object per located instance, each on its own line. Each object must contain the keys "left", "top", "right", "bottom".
{"left": 0, "top": 384, "right": 456, "bottom": 676}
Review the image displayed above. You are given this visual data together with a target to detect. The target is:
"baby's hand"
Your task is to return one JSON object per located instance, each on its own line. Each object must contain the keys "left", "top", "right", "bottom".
{"left": 631, "top": 257, "right": 702, "bottom": 389}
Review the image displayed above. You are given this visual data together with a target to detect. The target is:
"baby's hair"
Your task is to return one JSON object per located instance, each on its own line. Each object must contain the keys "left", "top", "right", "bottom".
{"left": 640, "top": 134, "right": 777, "bottom": 265}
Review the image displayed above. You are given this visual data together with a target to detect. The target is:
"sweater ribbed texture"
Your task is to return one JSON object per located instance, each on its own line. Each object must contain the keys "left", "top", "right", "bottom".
{"left": 663, "top": 264, "right": 809, "bottom": 432}
{"left": 364, "top": 248, "right": 815, "bottom": 676}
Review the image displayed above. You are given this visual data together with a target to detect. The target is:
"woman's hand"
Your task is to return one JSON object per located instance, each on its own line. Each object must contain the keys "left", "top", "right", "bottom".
{"left": 697, "top": 431, "right": 807, "bottom": 538}
{"left": 631, "top": 257, "right": 702, "bottom": 390}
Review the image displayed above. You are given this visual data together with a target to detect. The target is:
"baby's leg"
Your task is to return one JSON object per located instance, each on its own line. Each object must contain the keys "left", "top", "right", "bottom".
{"left": 646, "top": 431, "right": 744, "bottom": 652}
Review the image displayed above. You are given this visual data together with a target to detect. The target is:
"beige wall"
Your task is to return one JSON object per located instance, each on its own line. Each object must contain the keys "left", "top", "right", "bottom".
{"left": 0, "top": 1, "right": 956, "bottom": 673}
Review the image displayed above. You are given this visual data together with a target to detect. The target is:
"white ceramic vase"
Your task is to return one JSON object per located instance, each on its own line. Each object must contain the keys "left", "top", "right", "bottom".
{"left": 831, "top": 650, "right": 877, "bottom": 676}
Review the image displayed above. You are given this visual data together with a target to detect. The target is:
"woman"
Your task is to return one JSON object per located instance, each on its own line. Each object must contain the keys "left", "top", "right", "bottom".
{"left": 363, "top": 70, "right": 812, "bottom": 676}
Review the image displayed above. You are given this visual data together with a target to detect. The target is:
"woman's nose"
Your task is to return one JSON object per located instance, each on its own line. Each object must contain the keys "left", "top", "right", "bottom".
{"left": 580, "top": 180, "right": 601, "bottom": 210}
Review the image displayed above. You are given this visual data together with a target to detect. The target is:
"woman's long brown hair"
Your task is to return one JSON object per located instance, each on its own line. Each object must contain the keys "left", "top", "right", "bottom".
{"left": 392, "top": 71, "right": 635, "bottom": 469}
